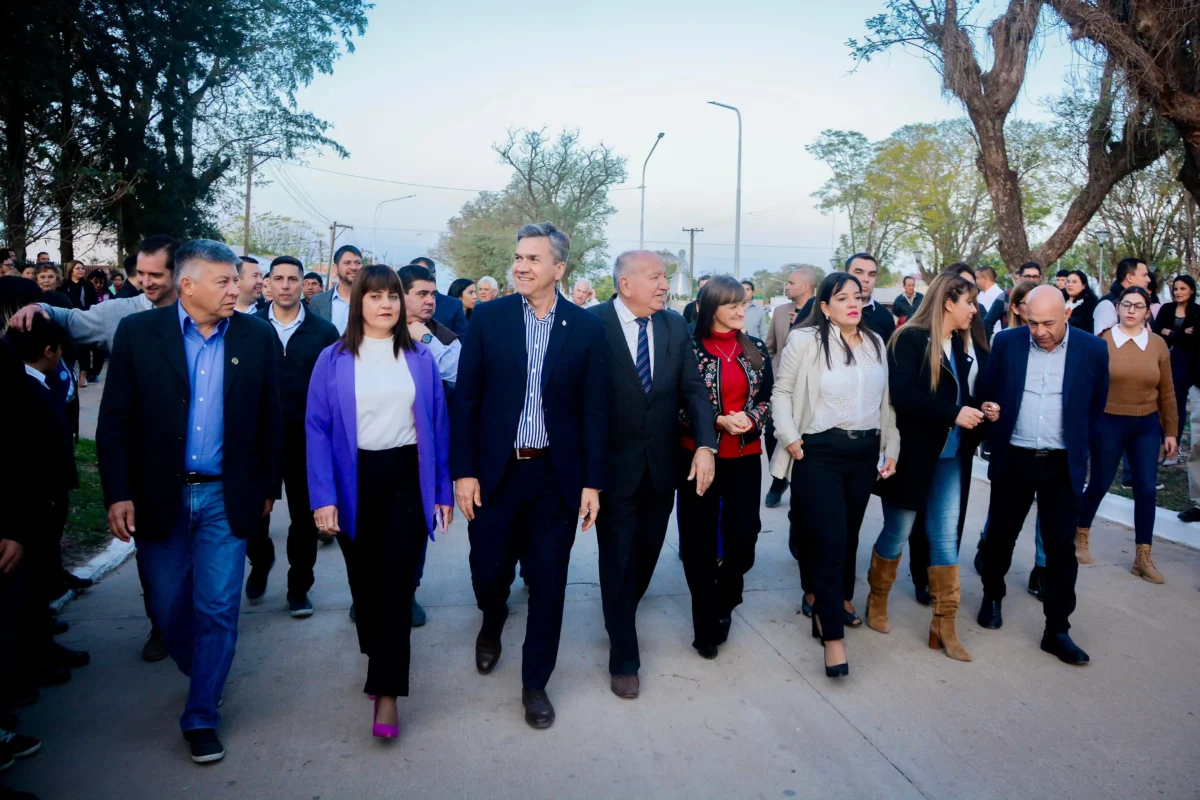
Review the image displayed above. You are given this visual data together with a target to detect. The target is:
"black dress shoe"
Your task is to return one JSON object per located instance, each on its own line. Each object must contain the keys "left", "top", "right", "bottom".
{"left": 764, "top": 490, "right": 782, "bottom": 508}
{"left": 977, "top": 597, "right": 1003, "bottom": 629}
{"left": 1041, "top": 632, "right": 1090, "bottom": 665}
{"left": 715, "top": 617, "right": 732, "bottom": 644}
{"left": 475, "top": 635, "right": 502, "bottom": 674}
{"left": 696, "top": 644, "right": 718, "bottom": 660}
{"left": 317, "top": 531, "right": 335, "bottom": 546}
{"left": 1027, "top": 566, "right": 1045, "bottom": 601}
{"left": 914, "top": 585, "right": 932, "bottom": 606}
{"left": 61, "top": 571, "right": 93, "bottom": 591}
{"left": 44, "top": 641, "right": 89, "bottom": 668}
{"left": 1179, "top": 506, "right": 1200, "bottom": 523}
{"left": 521, "top": 688, "right": 555, "bottom": 729}
{"left": 142, "top": 629, "right": 169, "bottom": 663}
{"left": 183, "top": 728, "right": 225, "bottom": 763}
{"left": 245, "top": 556, "right": 273, "bottom": 602}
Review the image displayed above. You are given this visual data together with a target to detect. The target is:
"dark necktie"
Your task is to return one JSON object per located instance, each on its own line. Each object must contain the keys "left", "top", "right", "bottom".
{"left": 635, "top": 317, "right": 652, "bottom": 394}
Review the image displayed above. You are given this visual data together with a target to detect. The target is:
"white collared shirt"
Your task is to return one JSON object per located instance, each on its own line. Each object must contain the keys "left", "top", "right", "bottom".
{"left": 613, "top": 295, "right": 654, "bottom": 377}
{"left": 331, "top": 288, "right": 351, "bottom": 334}
{"left": 1111, "top": 325, "right": 1149, "bottom": 351}
{"left": 269, "top": 302, "right": 305, "bottom": 349}
{"left": 24, "top": 364, "right": 48, "bottom": 390}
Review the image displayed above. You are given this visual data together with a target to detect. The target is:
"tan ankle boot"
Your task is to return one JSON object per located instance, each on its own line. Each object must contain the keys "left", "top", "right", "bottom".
{"left": 1132, "top": 544, "right": 1165, "bottom": 584}
{"left": 926, "top": 565, "right": 972, "bottom": 662}
{"left": 866, "top": 550, "right": 900, "bottom": 634}
{"left": 1074, "top": 527, "right": 1093, "bottom": 565}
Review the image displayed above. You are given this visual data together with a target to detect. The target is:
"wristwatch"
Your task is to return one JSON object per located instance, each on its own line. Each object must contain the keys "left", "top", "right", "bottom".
{"left": 421, "top": 333, "right": 433, "bottom": 344}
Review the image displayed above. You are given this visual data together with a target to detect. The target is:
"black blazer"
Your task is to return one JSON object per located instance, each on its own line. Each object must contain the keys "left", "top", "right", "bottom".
{"left": 863, "top": 300, "right": 896, "bottom": 342}
{"left": 97, "top": 305, "right": 284, "bottom": 541}
{"left": 452, "top": 294, "right": 609, "bottom": 506}
{"left": 254, "top": 304, "right": 340, "bottom": 426}
{"left": 876, "top": 328, "right": 987, "bottom": 511}
{"left": 25, "top": 372, "right": 78, "bottom": 503}
{"left": 892, "top": 292, "right": 923, "bottom": 321}
{"left": 1067, "top": 293, "right": 1098, "bottom": 334}
{"left": 1151, "top": 301, "right": 1200, "bottom": 353}
{"left": 592, "top": 301, "right": 715, "bottom": 498}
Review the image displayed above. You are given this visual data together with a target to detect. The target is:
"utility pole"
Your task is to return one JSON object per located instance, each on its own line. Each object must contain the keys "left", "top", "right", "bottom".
{"left": 243, "top": 141, "right": 253, "bottom": 257}
{"left": 328, "top": 222, "right": 353, "bottom": 282}
{"left": 682, "top": 227, "right": 704, "bottom": 291}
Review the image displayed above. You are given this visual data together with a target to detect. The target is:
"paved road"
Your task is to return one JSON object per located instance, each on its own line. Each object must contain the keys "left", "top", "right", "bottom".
{"left": 7, "top": 457, "right": 1200, "bottom": 799}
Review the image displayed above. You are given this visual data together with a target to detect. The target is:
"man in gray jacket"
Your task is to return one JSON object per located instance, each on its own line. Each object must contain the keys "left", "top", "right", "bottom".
{"left": 308, "top": 245, "right": 361, "bottom": 334}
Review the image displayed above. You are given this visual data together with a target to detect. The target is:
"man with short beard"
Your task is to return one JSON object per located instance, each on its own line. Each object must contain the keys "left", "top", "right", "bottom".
{"left": 309, "top": 245, "right": 362, "bottom": 334}
{"left": 235, "top": 257, "right": 266, "bottom": 314}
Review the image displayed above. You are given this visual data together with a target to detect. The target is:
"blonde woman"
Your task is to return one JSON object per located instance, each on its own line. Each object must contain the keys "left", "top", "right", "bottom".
{"left": 770, "top": 272, "right": 899, "bottom": 678}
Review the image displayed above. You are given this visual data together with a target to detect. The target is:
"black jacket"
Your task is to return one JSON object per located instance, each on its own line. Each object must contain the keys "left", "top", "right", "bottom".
{"left": 254, "top": 304, "right": 340, "bottom": 426}
{"left": 681, "top": 334, "right": 773, "bottom": 453}
{"left": 876, "top": 328, "right": 988, "bottom": 510}
{"left": 97, "top": 305, "right": 284, "bottom": 541}
{"left": 1067, "top": 293, "right": 1098, "bottom": 334}
{"left": 64, "top": 278, "right": 98, "bottom": 311}
{"left": 790, "top": 296, "right": 816, "bottom": 331}
{"left": 25, "top": 372, "right": 78, "bottom": 502}
{"left": 892, "top": 292, "right": 923, "bottom": 321}
{"left": 592, "top": 301, "right": 715, "bottom": 498}
{"left": 863, "top": 300, "right": 896, "bottom": 342}
{"left": 1151, "top": 301, "right": 1200, "bottom": 354}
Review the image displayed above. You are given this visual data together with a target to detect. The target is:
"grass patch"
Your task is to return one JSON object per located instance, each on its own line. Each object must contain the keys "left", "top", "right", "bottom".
{"left": 63, "top": 439, "right": 113, "bottom": 567}
{"left": 1108, "top": 458, "right": 1191, "bottom": 513}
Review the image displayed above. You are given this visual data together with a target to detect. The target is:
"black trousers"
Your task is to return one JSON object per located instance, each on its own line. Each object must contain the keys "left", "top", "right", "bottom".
{"left": 596, "top": 464, "right": 674, "bottom": 676}
{"left": 247, "top": 423, "right": 319, "bottom": 595}
{"left": 339, "top": 446, "right": 427, "bottom": 697}
{"left": 468, "top": 456, "right": 577, "bottom": 690}
{"left": 789, "top": 430, "right": 878, "bottom": 641}
{"left": 0, "top": 564, "right": 21, "bottom": 691}
{"left": 15, "top": 496, "right": 68, "bottom": 679}
{"left": 677, "top": 452, "right": 762, "bottom": 649}
{"left": 981, "top": 448, "right": 1078, "bottom": 634}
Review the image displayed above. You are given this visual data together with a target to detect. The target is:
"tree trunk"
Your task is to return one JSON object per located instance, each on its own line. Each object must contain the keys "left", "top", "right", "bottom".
{"left": 969, "top": 111, "right": 1032, "bottom": 267}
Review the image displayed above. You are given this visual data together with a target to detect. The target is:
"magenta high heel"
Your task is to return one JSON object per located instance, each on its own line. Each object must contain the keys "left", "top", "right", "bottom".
{"left": 372, "top": 697, "right": 398, "bottom": 739}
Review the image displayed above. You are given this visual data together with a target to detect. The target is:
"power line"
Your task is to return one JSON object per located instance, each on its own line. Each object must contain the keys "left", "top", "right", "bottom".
{"left": 268, "top": 163, "right": 333, "bottom": 224}
{"left": 283, "top": 162, "right": 492, "bottom": 193}
{"left": 275, "top": 164, "right": 334, "bottom": 223}
{"left": 612, "top": 238, "right": 828, "bottom": 250}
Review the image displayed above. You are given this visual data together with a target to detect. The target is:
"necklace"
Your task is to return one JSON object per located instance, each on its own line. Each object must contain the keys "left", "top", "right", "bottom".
{"left": 712, "top": 341, "right": 738, "bottom": 362}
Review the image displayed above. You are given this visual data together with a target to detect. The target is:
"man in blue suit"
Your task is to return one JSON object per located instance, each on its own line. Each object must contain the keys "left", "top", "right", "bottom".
{"left": 411, "top": 256, "right": 469, "bottom": 338}
{"left": 452, "top": 222, "right": 608, "bottom": 729}
{"left": 976, "top": 286, "right": 1109, "bottom": 665}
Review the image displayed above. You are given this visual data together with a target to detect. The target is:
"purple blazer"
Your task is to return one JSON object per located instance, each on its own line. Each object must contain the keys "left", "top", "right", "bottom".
{"left": 305, "top": 340, "right": 453, "bottom": 540}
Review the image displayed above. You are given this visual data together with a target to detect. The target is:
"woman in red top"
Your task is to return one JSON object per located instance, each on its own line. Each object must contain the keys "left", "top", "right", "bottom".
{"left": 678, "top": 275, "right": 773, "bottom": 660}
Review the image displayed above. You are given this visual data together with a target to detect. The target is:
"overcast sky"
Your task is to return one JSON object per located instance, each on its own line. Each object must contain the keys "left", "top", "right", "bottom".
{"left": 252, "top": 1, "right": 1086, "bottom": 280}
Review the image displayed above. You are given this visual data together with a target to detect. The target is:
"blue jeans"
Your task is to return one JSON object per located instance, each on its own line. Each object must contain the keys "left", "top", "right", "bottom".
{"left": 1079, "top": 412, "right": 1161, "bottom": 545}
{"left": 980, "top": 518, "right": 1045, "bottom": 568}
{"left": 136, "top": 483, "right": 247, "bottom": 732}
{"left": 876, "top": 458, "right": 962, "bottom": 567}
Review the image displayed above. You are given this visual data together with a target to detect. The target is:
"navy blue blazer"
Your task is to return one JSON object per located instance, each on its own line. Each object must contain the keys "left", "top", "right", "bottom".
{"left": 451, "top": 294, "right": 609, "bottom": 506}
{"left": 433, "top": 292, "right": 469, "bottom": 339}
{"left": 977, "top": 326, "right": 1109, "bottom": 496}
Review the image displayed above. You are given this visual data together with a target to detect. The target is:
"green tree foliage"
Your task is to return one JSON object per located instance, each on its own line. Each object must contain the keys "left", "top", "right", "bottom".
{"left": 219, "top": 213, "right": 323, "bottom": 263}
{"left": 435, "top": 128, "right": 627, "bottom": 287}
{"left": 749, "top": 264, "right": 826, "bottom": 299}
{"left": 0, "top": 0, "right": 368, "bottom": 258}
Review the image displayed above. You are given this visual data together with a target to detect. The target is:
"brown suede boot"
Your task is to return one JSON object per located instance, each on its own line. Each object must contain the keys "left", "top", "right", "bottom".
{"left": 866, "top": 550, "right": 900, "bottom": 634}
{"left": 926, "top": 565, "right": 972, "bottom": 662}
{"left": 1132, "top": 544, "right": 1165, "bottom": 584}
{"left": 1074, "top": 527, "right": 1093, "bottom": 565}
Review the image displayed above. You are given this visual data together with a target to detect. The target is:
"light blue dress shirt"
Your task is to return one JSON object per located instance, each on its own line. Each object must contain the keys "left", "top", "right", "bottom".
{"left": 331, "top": 289, "right": 351, "bottom": 334}
{"left": 1011, "top": 326, "right": 1069, "bottom": 451}
{"left": 178, "top": 303, "right": 229, "bottom": 475}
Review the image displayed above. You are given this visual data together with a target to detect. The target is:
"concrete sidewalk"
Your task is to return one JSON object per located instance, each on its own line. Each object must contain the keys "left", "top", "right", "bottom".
{"left": 7, "top": 464, "right": 1200, "bottom": 799}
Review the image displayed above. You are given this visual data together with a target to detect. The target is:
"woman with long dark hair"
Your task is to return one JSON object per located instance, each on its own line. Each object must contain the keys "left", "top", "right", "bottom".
{"left": 448, "top": 277, "right": 478, "bottom": 320}
{"left": 677, "top": 275, "right": 772, "bottom": 661}
{"left": 64, "top": 260, "right": 100, "bottom": 385}
{"left": 1076, "top": 286, "right": 1177, "bottom": 582}
{"left": 306, "top": 265, "right": 453, "bottom": 739}
{"left": 867, "top": 273, "right": 992, "bottom": 662}
{"left": 1065, "top": 270, "right": 1099, "bottom": 334}
{"left": 770, "top": 272, "right": 898, "bottom": 678}
{"left": 1006, "top": 281, "right": 1037, "bottom": 328}
{"left": 1151, "top": 274, "right": 1199, "bottom": 465}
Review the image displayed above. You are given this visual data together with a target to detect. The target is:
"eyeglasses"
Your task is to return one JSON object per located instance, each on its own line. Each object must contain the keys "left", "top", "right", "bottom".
{"left": 1118, "top": 302, "right": 1147, "bottom": 312}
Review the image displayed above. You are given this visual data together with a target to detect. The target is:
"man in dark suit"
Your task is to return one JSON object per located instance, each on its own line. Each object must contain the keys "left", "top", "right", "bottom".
{"left": 244, "top": 256, "right": 339, "bottom": 615}
{"left": 846, "top": 253, "right": 896, "bottom": 341}
{"left": 591, "top": 251, "right": 715, "bottom": 699}
{"left": 892, "top": 275, "right": 923, "bottom": 322}
{"left": 410, "top": 256, "right": 468, "bottom": 338}
{"left": 452, "top": 222, "right": 608, "bottom": 729}
{"left": 976, "top": 286, "right": 1109, "bottom": 666}
{"left": 98, "top": 239, "right": 283, "bottom": 763}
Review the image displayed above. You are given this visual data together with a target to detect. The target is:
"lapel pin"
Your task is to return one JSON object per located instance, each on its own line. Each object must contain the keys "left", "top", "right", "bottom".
{"left": 562, "top": 320, "right": 567, "bottom": 326}
{"left": 231, "top": 357, "right": 239, "bottom": 365}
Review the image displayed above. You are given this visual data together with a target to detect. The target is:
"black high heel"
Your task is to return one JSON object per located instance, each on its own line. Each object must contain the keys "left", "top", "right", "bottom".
{"left": 813, "top": 615, "right": 849, "bottom": 678}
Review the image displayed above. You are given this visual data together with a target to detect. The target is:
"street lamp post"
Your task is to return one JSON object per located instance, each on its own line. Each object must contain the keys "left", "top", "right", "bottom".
{"left": 373, "top": 194, "right": 417, "bottom": 261}
{"left": 708, "top": 101, "right": 743, "bottom": 279}
{"left": 1093, "top": 229, "right": 1111, "bottom": 288}
{"left": 639, "top": 132, "right": 665, "bottom": 250}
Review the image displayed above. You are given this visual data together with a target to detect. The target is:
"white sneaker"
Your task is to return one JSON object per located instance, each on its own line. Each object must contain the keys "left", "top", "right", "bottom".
{"left": 1162, "top": 457, "right": 1180, "bottom": 466}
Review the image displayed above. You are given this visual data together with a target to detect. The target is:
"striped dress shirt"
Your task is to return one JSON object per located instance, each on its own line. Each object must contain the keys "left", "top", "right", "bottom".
{"left": 514, "top": 295, "right": 558, "bottom": 448}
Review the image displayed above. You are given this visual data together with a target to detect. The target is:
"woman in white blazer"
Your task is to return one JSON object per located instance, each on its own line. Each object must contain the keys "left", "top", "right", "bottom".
{"left": 770, "top": 272, "right": 900, "bottom": 678}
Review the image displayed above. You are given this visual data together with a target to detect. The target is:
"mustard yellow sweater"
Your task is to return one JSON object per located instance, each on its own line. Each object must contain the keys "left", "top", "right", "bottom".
{"left": 1101, "top": 329, "right": 1178, "bottom": 438}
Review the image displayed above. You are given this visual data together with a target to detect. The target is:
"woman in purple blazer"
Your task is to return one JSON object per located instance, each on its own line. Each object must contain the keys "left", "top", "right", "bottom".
{"left": 306, "top": 266, "right": 453, "bottom": 740}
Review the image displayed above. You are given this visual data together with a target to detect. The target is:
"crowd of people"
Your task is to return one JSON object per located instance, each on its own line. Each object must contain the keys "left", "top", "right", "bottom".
{"left": 0, "top": 226, "right": 1188, "bottom": 786}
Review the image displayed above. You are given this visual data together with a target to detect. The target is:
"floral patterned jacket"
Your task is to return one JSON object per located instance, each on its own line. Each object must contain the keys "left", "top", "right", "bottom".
{"left": 679, "top": 334, "right": 774, "bottom": 451}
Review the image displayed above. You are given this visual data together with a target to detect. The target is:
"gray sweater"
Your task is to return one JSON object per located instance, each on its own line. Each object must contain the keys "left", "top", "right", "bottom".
{"left": 41, "top": 294, "right": 155, "bottom": 350}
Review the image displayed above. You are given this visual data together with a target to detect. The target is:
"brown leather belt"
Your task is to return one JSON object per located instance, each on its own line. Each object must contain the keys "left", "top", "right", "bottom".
{"left": 514, "top": 447, "right": 550, "bottom": 461}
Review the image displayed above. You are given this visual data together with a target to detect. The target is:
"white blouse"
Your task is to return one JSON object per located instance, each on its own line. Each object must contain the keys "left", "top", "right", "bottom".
{"left": 804, "top": 340, "right": 887, "bottom": 435}
{"left": 354, "top": 336, "right": 417, "bottom": 451}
